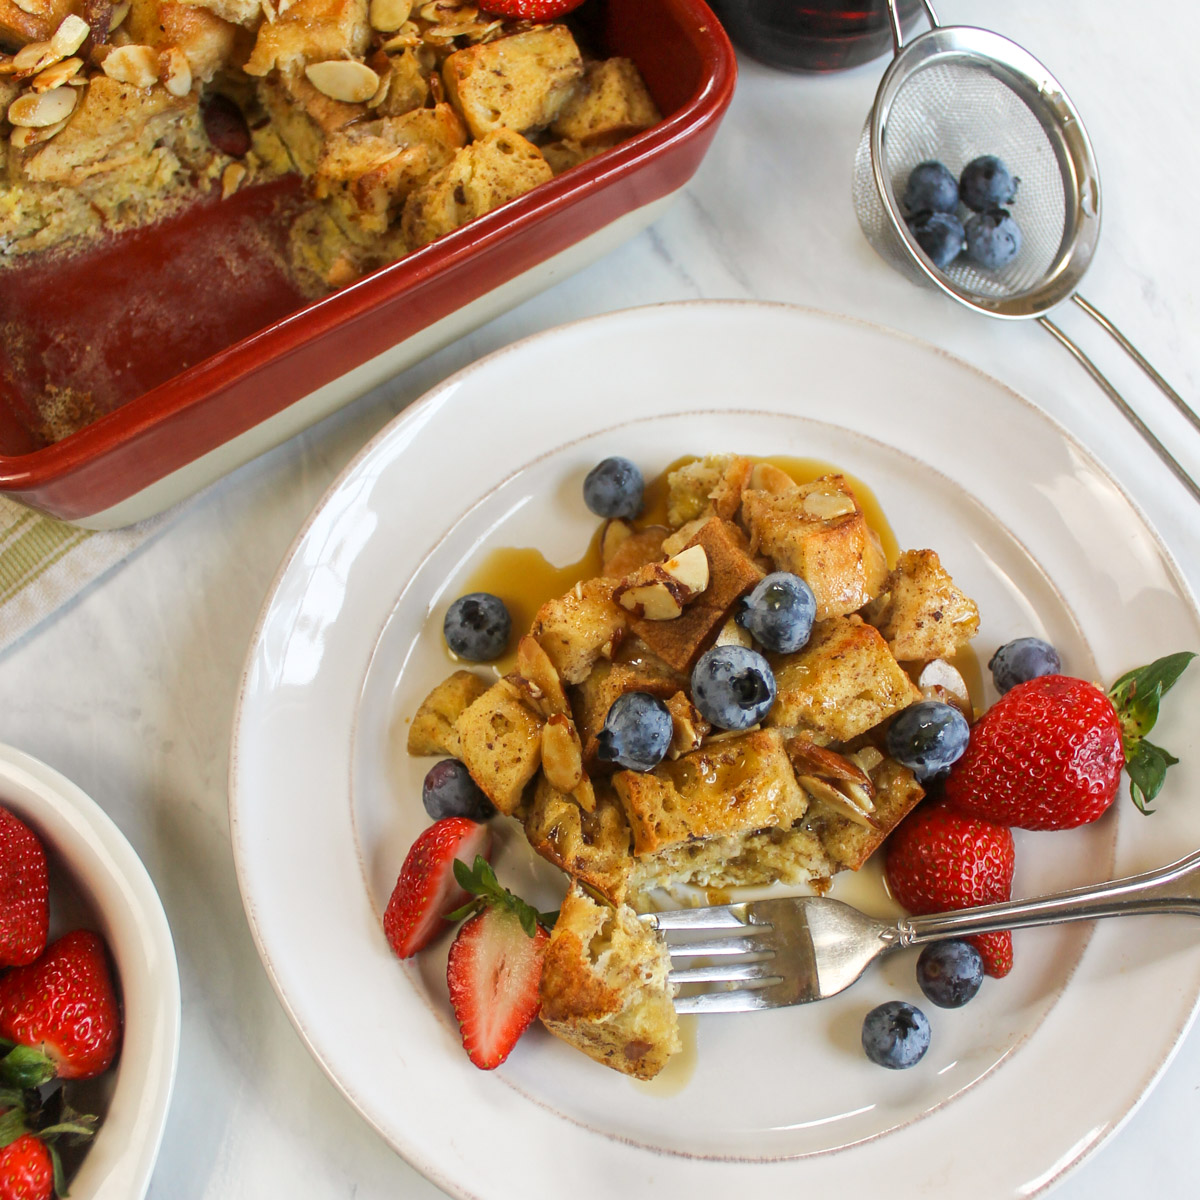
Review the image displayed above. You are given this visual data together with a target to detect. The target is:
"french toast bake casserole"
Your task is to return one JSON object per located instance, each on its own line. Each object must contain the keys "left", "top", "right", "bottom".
{"left": 0, "top": 0, "right": 659, "bottom": 289}
{"left": 404, "top": 453, "right": 982, "bottom": 1079}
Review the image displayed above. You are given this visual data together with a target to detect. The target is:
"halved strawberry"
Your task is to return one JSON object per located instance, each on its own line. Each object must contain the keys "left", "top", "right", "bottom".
{"left": 445, "top": 859, "right": 550, "bottom": 1070}
{"left": 477, "top": 0, "right": 585, "bottom": 19}
{"left": 0, "top": 808, "right": 48, "bottom": 969}
{"left": 383, "top": 819, "right": 492, "bottom": 958}
{"left": 0, "top": 930, "right": 121, "bottom": 1081}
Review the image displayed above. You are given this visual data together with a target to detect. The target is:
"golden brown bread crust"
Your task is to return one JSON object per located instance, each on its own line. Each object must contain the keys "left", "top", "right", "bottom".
{"left": 539, "top": 886, "right": 679, "bottom": 1079}
{"left": 767, "top": 615, "right": 922, "bottom": 744}
{"left": 454, "top": 676, "right": 543, "bottom": 814}
{"left": 530, "top": 577, "right": 627, "bottom": 687}
{"left": 406, "top": 668, "right": 490, "bottom": 757}
{"left": 863, "top": 548, "right": 980, "bottom": 663}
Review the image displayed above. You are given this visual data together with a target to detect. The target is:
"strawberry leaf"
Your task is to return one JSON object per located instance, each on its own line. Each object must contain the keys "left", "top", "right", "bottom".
{"left": 1126, "top": 739, "right": 1180, "bottom": 815}
{"left": 1108, "top": 651, "right": 1195, "bottom": 812}
{"left": 445, "top": 856, "right": 550, "bottom": 938}
{"left": 0, "top": 1106, "right": 26, "bottom": 1149}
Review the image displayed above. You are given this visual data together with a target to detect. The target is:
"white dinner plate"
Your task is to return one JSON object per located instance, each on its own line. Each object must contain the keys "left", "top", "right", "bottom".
{"left": 229, "top": 301, "right": 1200, "bottom": 1199}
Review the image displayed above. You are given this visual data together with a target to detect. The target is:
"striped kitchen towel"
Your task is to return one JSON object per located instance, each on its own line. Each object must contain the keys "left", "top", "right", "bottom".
{"left": 0, "top": 497, "right": 172, "bottom": 656}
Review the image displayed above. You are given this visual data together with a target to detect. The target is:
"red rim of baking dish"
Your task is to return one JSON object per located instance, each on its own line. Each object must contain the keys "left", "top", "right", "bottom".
{"left": 0, "top": 0, "right": 736, "bottom": 506}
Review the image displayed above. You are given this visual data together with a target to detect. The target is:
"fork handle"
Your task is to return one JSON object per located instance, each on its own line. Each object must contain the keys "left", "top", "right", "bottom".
{"left": 897, "top": 846, "right": 1200, "bottom": 946}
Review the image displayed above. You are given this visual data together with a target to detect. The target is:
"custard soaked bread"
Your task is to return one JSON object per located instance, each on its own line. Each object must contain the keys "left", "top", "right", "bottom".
{"left": 405, "top": 452, "right": 982, "bottom": 1076}
{"left": 1, "top": 5, "right": 660, "bottom": 292}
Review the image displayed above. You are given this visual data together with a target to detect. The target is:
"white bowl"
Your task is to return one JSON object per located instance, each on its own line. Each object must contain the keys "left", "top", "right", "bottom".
{"left": 0, "top": 744, "right": 180, "bottom": 1199}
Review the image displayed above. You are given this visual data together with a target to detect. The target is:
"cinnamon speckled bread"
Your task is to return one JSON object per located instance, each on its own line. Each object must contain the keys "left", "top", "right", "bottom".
{"left": 539, "top": 885, "right": 679, "bottom": 1080}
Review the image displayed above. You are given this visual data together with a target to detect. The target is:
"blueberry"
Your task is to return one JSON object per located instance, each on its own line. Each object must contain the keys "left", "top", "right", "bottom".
{"left": 583, "top": 457, "right": 644, "bottom": 519}
{"left": 965, "top": 208, "right": 1022, "bottom": 270}
{"left": 690, "top": 646, "right": 776, "bottom": 731}
{"left": 861, "top": 1000, "right": 931, "bottom": 1069}
{"left": 902, "top": 161, "right": 959, "bottom": 216}
{"left": 988, "top": 637, "right": 1062, "bottom": 694}
{"left": 916, "top": 940, "right": 984, "bottom": 1009}
{"left": 959, "top": 155, "right": 1019, "bottom": 212}
{"left": 736, "top": 572, "right": 817, "bottom": 654}
{"left": 595, "top": 692, "right": 673, "bottom": 772}
{"left": 422, "top": 759, "right": 496, "bottom": 822}
{"left": 885, "top": 700, "right": 970, "bottom": 781}
{"left": 443, "top": 592, "right": 511, "bottom": 661}
{"left": 906, "top": 210, "right": 964, "bottom": 270}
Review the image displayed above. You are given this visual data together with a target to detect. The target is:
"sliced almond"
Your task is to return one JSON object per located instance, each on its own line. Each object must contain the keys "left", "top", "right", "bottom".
{"left": 514, "top": 635, "right": 569, "bottom": 719}
{"left": 305, "top": 59, "right": 379, "bottom": 104}
{"left": 381, "top": 21, "right": 421, "bottom": 50}
{"left": 542, "top": 715, "right": 584, "bottom": 794}
{"left": 714, "top": 616, "right": 753, "bottom": 649}
{"left": 365, "top": 65, "right": 390, "bottom": 109}
{"left": 8, "top": 84, "right": 77, "bottom": 127}
{"left": 108, "top": 0, "right": 130, "bottom": 29}
{"left": 50, "top": 13, "right": 90, "bottom": 57}
{"left": 12, "top": 42, "right": 59, "bottom": 77}
{"left": 159, "top": 45, "right": 191, "bottom": 96}
{"left": 615, "top": 579, "right": 682, "bottom": 621}
{"left": 749, "top": 462, "right": 799, "bottom": 495}
{"left": 600, "top": 518, "right": 633, "bottom": 564}
{"left": 31, "top": 56, "right": 82, "bottom": 91}
{"left": 802, "top": 488, "right": 857, "bottom": 521}
{"left": 786, "top": 736, "right": 875, "bottom": 800}
{"left": 847, "top": 745, "right": 884, "bottom": 775}
{"left": 220, "top": 160, "right": 246, "bottom": 198}
{"left": 917, "top": 658, "right": 971, "bottom": 715}
{"left": 799, "top": 774, "right": 879, "bottom": 829}
{"left": 101, "top": 43, "right": 159, "bottom": 87}
{"left": 661, "top": 544, "right": 709, "bottom": 596}
{"left": 9, "top": 114, "right": 68, "bottom": 146}
{"left": 12, "top": 0, "right": 40, "bottom": 15}
{"left": 571, "top": 776, "right": 596, "bottom": 815}
{"left": 660, "top": 515, "right": 710, "bottom": 558}
{"left": 370, "top": 0, "right": 412, "bottom": 31}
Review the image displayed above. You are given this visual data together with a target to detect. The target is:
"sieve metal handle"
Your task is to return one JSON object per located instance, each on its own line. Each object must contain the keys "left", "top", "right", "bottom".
{"left": 888, "top": 0, "right": 941, "bottom": 55}
{"left": 1038, "top": 306, "right": 1200, "bottom": 504}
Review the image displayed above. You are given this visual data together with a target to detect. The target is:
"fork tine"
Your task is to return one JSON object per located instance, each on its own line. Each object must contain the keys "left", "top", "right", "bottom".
{"left": 663, "top": 932, "right": 776, "bottom": 959}
{"left": 645, "top": 905, "right": 750, "bottom": 932}
{"left": 669, "top": 962, "right": 781, "bottom": 986}
{"left": 674, "top": 987, "right": 780, "bottom": 1015}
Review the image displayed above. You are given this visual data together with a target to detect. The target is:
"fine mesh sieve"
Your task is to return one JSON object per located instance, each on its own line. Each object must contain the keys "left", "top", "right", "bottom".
{"left": 853, "top": 0, "right": 1200, "bottom": 501}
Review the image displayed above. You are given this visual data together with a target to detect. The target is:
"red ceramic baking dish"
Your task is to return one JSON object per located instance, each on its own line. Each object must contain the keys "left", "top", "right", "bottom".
{"left": 0, "top": 0, "right": 735, "bottom": 528}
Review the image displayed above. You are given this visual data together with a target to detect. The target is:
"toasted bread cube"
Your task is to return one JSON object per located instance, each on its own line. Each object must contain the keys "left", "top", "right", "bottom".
{"left": 441, "top": 25, "right": 582, "bottom": 140}
{"left": 530, "top": 577, "right": 627, "bottom": 687}
{"left": 372, "top": 48, "right": 430, "bottom": 118}
{"left": 549, "top": 57, "right": 659, "bottom": 145}
{"left": 406, "top": 669, "right": 490, "bottom": 757}
{"left": 599, "top": 522, "right": 669, "bottom": 579}
{"left": 400, "top": 126, "right": 552, "bottom": 248}
{"left": 863, "top": 549, "right": 980, "bottom": 663}
{"left": 540, "top": 134, "right": 621, "bottom": 176}
{"left": 318, "top": 103, "right": 469, "bottom": 232}
{"left": 523, "top": 776, "right": 633, "bottom": 904}
{"left": 628, "top": 518, "right": 764, "bottom": 673}
{"left": 0, "top": 0, "right": 73, "bottom": 46}
{"left": 767, "top": 615, "right": 922, "bottom": 743}
{"left": 540, "top": 885, "right": 679, "bottom": 1079}
{"left": 570, "top": 657, "right": 685, "bottom": 765}
{"left": 614, "top": 728, "right": 806, "bottom": 857}
{"left": 454, "top": 677, "right": 543, "bottom": 814}
{"left": 23, "top": 77, "right": 191, "bottom": 186}
{"left": 127, "top": 0, "right": 239, "bottom": 79}
{"left": 741, "top": 475, "right": 889, "bottom": 620}
{"left": 665, "top": 455, "right": 738, "bottom": 527}
{"left": 175, "top": 0, "right": 260, "bottom": 26}
{"left": 808, "top": 756, "right": 924, "bottom": 872}
{"left": 244, "top": 0, "right": 369, "bottom": 76}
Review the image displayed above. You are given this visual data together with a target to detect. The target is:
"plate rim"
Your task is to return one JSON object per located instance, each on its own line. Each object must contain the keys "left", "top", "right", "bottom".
{"left": 228, "top": 298, "right": 1200, "bottom": 1199}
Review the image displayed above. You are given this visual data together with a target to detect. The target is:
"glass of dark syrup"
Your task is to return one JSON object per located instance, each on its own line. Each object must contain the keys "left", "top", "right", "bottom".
{"left": 708, "top": 0, "right": 923, "bottom": 73}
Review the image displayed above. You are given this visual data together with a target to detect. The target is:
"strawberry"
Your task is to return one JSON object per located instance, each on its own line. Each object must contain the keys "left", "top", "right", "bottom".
{"left": 383, "top": 818, "right": 492, "bottom": 958}
{"left": 0, "top": 930, "right": 121, "bottom": 1081}
{"left": 945, "top": 651, "right": 1196, "bottom": 829}
{"left": 0, "top": 809, "right": 48, "bottom": 969}
{"left": 0, "top": 1134, "right": 52, "bottom": 1200}
{"left": 444, "top": 857, "right": 552, "bottom": 1069}
{"left": 477, "top": 0, "right": 584, "bottom": 19}
{"left": 885, "top": 801, "right": 1016, "bottom": 978}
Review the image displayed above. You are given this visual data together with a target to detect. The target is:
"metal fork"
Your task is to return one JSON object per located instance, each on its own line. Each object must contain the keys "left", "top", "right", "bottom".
{"left": 644, "top": 848, "right": 1200, "bottom": 1013}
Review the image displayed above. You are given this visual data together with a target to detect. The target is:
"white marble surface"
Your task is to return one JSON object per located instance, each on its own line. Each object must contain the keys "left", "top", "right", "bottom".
{"left": 3, "top": 1, "right": 1200, "bottom": 1195}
